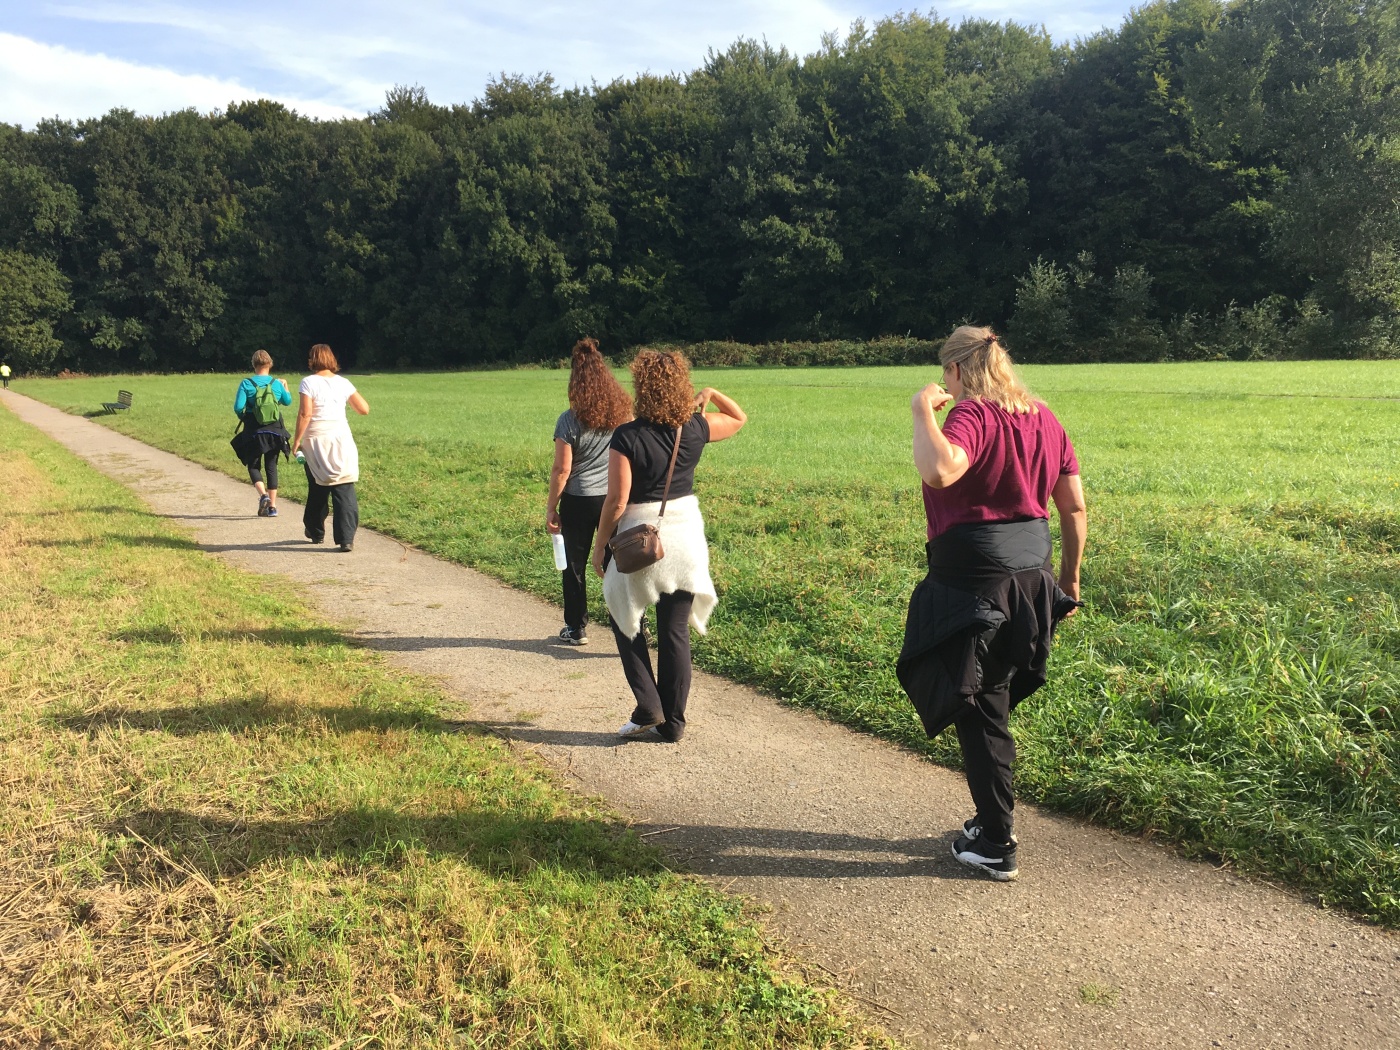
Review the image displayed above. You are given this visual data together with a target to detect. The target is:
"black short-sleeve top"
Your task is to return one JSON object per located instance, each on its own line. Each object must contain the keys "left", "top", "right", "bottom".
{"left": 609, "top": 413, "right": 711, "bottom": 503}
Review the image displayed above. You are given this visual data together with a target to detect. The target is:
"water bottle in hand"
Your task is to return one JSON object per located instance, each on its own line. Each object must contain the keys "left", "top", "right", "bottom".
{"left": 552, "top": 532, "right": 568, "bottom": 570}
{"left": 294, "top": 448, "right": 306, "bottom": 465}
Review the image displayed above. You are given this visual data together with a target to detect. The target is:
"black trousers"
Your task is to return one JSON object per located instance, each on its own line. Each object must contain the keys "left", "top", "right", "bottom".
{"left": 558, "top": 492, "right": 605, "bottom": 630}
{"left": 302, "top": 464, "right": 358, "bottom": 546}
{"left": 953, "top": 631, "right": 1019, "bottom": 845}
{"left": 247, "top": 451, "right": 280, "bottom": 490}
{"left": 611, "top": 590, "right": 694, "bottom": 742}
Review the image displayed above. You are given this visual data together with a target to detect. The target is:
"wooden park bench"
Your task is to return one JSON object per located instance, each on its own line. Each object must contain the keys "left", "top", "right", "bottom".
{"left": 101, "top": 390, "right": 133, "bottom": 414}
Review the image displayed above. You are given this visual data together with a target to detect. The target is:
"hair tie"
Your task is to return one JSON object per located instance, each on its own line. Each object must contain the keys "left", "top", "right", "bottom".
{"left": 984, "top": 333, "right": 997, "bottom": 346}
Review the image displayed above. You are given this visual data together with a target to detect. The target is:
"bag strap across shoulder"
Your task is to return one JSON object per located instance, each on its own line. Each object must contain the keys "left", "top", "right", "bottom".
{"left": 657, "top": 423, "right": 683, "bottom": 519}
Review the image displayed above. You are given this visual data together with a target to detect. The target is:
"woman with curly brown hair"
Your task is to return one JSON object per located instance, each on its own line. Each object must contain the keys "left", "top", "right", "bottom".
{"left": 591, "top": 349, "right": 747, "bottom": 743}
{"left": 546, "top": 338, "right": 633, "bottom": 644}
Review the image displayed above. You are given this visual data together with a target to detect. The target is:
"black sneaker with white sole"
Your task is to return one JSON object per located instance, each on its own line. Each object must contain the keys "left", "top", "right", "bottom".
{"left": 558, "top": 626, "right": 589, "bottom": 645}
{"left": 951, "top": 826, "right": 1019, "bottom": 881}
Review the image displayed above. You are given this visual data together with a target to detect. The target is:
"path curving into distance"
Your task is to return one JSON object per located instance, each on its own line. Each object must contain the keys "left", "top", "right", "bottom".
{"left": 5, "top": 388, "right": 1396, "bottom": 1050}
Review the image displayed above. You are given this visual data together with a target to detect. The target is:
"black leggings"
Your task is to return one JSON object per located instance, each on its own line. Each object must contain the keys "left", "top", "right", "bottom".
{"left": 559, "top": 492, "right": 605, "bottom": 629}
{"left": 247, "top": 452, "right": 280, "bottom": 489}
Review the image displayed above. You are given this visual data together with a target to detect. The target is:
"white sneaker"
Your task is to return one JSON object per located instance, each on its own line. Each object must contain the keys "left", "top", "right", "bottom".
{"left": 618, "top": 720, "right": 658, "bottom": 738}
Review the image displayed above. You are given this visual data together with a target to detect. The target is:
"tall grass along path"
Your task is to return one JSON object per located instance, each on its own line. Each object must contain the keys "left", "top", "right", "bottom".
{"left": 4, "top": 387, "right": 1398, "bottom": 1050}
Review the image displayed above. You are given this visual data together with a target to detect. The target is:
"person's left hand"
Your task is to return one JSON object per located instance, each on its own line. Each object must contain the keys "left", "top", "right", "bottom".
{"left": 546, "top": 509, "right": 561, "bottom": 534}
{"left": 592, "top": 546, "right": 607, "bottom": 578}
{"left": 914, "top": 382, "right": 954, "bottom": 413}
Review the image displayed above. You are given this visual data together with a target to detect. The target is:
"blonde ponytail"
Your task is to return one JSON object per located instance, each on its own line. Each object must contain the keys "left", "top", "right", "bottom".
{"left": 939, "top": 326, "right": 1037, "bottom": 415}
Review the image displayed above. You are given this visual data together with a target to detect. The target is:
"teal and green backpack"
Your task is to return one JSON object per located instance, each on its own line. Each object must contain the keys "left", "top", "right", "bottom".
{"left": 250, "top": 380, "right": 282, "bottom": 426}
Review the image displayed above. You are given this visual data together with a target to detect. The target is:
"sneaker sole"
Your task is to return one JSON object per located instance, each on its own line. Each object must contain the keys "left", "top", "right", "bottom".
{"left": 951, "top": 842, "right": 1019, "bottom": 882}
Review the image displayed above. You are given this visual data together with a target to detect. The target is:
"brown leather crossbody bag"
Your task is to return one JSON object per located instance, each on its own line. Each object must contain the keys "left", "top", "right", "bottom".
{"left": 607, "top": 425, "right": 682, "bottom": 574}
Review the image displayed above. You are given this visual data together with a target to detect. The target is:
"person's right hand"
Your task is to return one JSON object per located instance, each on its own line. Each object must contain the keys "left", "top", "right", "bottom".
{"left": 546, "top": 509, "right": 561, "bottom": 535}
{"left": 695, "top": 387, "right": 714, "bottom": 409}
{"left": 914, "top": 382, "right": 954, "bottom": 413}
{"left": 1058, "top": 576, "right": 1081, "bottom": 617}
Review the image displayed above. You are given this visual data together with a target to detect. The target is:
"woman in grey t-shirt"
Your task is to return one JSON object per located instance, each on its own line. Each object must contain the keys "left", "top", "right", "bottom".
{"left": 545, "top": 339, "right": 632, "bottom": 644}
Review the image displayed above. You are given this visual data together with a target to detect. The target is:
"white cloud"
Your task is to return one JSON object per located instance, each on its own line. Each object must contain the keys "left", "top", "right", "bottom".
{"left": 4, "top": 1, "right": 1138, "bottom": 127}
{"left": 0, "top": 32, "right": 361, "bottom": 127}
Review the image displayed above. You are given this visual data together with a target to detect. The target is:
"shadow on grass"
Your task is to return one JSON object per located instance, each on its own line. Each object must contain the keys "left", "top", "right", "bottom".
{"left": 108, "top": 806, "right": 970, "bottom": 883}
{"left": 24, "top": 505, "right": 133, "bottom": 518}
{"left": 112, "top": 626, "right": 350, "bottom": 647}
{"left": 50, "top": 702, "right": 631, "bottom": 744}
{"left": 114, "top": 805, "right": 660, "bottom": 882}
{"left": 48, "top": 695, "right": 446, "bottom": 736}
{"left": 25, "top": 533, "right": 197, "bottom": 550}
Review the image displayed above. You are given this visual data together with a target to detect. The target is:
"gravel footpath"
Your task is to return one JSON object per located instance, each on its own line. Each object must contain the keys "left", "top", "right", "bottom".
{"left": 6, "top": 389, "right": 1397, "bottom": 1050}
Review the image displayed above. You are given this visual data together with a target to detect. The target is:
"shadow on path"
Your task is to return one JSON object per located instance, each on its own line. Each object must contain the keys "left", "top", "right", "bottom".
{"left": 197, "top": 538, "right": 332, "bottom": 554}
{"left": 359, "top": 634, "right": 615, "bottom": 660}
{"left": 629, "top": 822, "right": 975, "bottom": 881}
{"left": 484, "top": 724, "right": 665, "bottom": 747}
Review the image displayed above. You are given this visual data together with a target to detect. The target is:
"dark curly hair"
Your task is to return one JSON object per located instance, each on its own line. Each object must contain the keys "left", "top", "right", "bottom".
{"left": 568, "top": 338, "right": 632, "bottom": 431}
{"left": 630, "top": 349, "right": 695, "bottom": 429}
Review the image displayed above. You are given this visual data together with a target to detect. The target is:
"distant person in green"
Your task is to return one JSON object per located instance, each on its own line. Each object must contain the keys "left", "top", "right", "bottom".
{"left": 1, "top": 363, "right": 11, "bottom": 388}
{"left": 230, "top": 349, "right": 292, "bottom": 517}
{"left": 545, "top": 337, "right": 633, "bottom": 645}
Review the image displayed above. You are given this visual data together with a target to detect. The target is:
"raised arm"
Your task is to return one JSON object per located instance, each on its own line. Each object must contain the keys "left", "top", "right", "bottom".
{"left": 1051, "top": 473, "right": 1087, "bottom": 614}
{"left": 696, "top": 387, "right": 747, "bottom": 441}
{"left": 911, "top": 383, "right": 969, "bottom": 489}
{"left": 592, "top": 450, "right": 632, "bottom": 578}
{"left": 545, "top": 439, "right": 573, "bottom": 534}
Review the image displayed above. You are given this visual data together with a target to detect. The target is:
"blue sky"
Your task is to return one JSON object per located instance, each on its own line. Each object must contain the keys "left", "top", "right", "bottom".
{"left": 2, "top": 1, "right": 1136, "bottom": 128}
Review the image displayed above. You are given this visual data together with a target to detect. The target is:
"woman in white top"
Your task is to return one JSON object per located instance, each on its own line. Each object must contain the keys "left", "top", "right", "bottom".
{"left": 291, "top": 343, "right": 369, "bottom": 552}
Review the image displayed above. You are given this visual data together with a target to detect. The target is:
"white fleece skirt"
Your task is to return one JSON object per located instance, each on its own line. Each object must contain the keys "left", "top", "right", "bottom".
{"left": 603, "top": 494, "right": 717, "bottom": 639}
{"left": 303, "top": 419, "right": 359, "bottom": 486}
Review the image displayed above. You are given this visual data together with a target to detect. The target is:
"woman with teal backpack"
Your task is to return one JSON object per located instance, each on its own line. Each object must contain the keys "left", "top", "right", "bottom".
{"left": 231, "top": 349, "right": 293, "bottom": 517}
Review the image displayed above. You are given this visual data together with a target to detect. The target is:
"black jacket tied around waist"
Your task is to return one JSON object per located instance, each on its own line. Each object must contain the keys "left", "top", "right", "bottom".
{"left": 896, "top": 518, "right": 1080, "bottom": 739}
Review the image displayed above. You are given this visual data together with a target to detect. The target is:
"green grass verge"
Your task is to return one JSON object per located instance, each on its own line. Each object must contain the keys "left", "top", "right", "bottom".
{"left": 16, "top": 360, "right": 1400, "bottom": 926}
{"left": 0, "top": 402, "right": 895, "bottom": 1049}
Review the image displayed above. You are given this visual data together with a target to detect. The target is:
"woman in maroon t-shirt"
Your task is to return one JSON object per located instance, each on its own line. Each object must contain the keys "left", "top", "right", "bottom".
{"left": 908, "top": 325, "right": 1086, "bottom": 881}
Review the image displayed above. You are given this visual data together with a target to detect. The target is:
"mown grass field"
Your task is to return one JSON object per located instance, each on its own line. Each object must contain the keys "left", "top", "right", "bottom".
{"left": 0, "top": 404, "right": 895, "bottom": 1048}
{"left": 19, "top": 361, "right": 1400, "bottom": 927}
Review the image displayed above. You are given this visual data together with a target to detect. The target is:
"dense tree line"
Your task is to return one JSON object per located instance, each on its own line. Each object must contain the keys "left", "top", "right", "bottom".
{"left": 0, "top": 0, "right": 1396, "bottom": 373}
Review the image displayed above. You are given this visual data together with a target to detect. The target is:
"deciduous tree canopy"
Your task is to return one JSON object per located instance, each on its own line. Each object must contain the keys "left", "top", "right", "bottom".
{"left": 1, "top": 0, "right": 1395, "bottom": 372}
